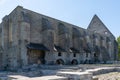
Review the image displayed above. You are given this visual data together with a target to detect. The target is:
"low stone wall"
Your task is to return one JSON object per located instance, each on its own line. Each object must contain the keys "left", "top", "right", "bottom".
{"left": 57, "top": 67, "right": 120, "bottom": 80}
{"left": 57, "top": 72, "right": 92, "bottom": 80}
{"left": 8, "top": 75, "right": 68, "bottom": 80}
{"left": 0, "top": 66, "right": 120, "bottom": 80}
{"left": 86, "top": 67, "right": 116, "bottom": 75}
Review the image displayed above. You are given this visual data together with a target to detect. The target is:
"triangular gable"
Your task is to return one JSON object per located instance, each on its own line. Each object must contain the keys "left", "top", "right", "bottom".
{"left": 87, "top": 15, "right": 115, "bottom": 39}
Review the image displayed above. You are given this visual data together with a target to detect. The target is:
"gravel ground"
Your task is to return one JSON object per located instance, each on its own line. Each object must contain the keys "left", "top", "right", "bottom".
{"left": 1, "top": 65, "right": 120, "bottom": 80}
{"left": 95, "top": 72, "right": 120, "bottom": 80}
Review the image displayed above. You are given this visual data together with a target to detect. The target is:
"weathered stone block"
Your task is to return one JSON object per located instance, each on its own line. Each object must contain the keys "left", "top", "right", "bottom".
{"left": 57, "top": 71, "right": 92, "bottom": 80}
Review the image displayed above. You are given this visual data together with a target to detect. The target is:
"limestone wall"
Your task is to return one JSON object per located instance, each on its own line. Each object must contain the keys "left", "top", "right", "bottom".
{"left": 0, "top": 6, "right": 117, "bottom": 70}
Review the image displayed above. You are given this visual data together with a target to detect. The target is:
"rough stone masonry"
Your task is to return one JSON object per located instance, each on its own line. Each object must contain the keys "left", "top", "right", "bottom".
{"left": 0, "top": 6, "right": 118, "bottom": 70}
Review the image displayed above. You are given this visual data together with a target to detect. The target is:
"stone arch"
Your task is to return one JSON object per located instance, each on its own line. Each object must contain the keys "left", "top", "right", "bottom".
{"left": 101, "top": 47, "right": 110, "bottom": 63}
{"left": 93, "top": 34, "right": 97, "bottom": 39}
{"left": 100, "top": 36, "right": 104, "bottom": 40}
{"left": 71, "top": 59, "right": 78, "bottom": 65}
{"left": 21, "top": 11, "right": 30, "bottom": 23}
{"left": 82, "top": 37, "right": 87, "bottom": 49}
{"left": 72, "top": 27, "right": 81, "bottom": 38}
{"left": 58, "top": 23, "right": 68, "bottom": 35}
{"left": 42, "top": 18, "right": 52, "bottom": 31}
{"left": 56, "top": 59, "right": 64, "bottom": 65}
{"left": 106, "top": 37, "right": 110, "bottom": 42}
{"left": 93, "top": 51, "right": 100, "bottom": 63}
{"left": 72, "top": 28, "right": 81, "bottom": 50}
{"left": 106, "top": 37, "right": 111, "bottom": 48}
{"left": 57, "top": 23, "right": 69, "bottom": 49}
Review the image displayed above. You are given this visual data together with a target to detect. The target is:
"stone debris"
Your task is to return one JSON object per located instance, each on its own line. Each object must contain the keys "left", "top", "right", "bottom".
{"left": 0, "top": 65, "right": 120, "bottom": 80}
{"left": 94, "top": 72, "right": 120, "bottom": 80}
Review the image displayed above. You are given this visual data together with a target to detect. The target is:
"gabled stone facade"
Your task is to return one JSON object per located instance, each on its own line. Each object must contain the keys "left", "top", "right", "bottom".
{"left": 0, "top": 6, "right": 118, "bottom": 70}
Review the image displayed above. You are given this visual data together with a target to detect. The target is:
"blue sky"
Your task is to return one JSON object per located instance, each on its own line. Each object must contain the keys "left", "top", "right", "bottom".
{"left": 0, "top": 0, "right": 120, "bottom": 38}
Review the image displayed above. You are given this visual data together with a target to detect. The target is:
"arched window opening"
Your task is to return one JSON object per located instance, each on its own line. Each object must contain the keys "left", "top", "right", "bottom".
{"left": 42, "top": 18, "right": 52, "bottom": 31}
{"left": 21, "top": 11, "right": 30, "bottom": 23}
{"left": 58, "top": 23, "right": 68, "bottom": 35}
{"left": 58, "top": 52, "right": 62, "bottom": 56}
{"left": 73, "top": 53, "right": 76, "bottom": 57}
{"left": 72, "top": 27, "right": 81, "bottom": 38}
{"left": 71, "top": 59, "right": 78, "bottom": 65}
{"left": 56, "top": 59, "right": 64, "bottom": 65}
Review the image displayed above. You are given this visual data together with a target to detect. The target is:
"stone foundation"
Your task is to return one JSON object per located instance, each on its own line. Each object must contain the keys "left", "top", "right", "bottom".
{"left": 56, "top": 67, "right": 120, "bottom": 80}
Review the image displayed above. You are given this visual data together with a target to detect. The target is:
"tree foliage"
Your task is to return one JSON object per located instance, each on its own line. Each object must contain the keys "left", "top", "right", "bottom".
{"left": 117, "top": 36, "right": 120, "bottom": 60}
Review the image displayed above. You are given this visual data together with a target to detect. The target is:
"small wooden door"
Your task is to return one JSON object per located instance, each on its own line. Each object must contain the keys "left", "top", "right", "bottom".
{"left": 28, "top": 49, "right": 45, "bottom": 64}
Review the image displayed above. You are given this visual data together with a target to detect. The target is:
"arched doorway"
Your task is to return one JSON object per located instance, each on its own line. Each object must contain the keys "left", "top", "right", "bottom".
{"left": 94, "top": 52, "right": 100, "bottom": 63}
{"left": 94, "top": 46, "right": 100, "bottom": 63}
{"left": 71, "top": 59, "right": 78, "bottom": 65}
{"left": 27, "top": 43, "right": 50, "bottom": 65}
{"left": 56, "top": 59, "right": 64, "bottom": 65}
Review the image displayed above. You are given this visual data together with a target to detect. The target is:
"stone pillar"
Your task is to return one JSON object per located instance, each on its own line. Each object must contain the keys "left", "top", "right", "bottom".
{"left": 73, "top": 38, "right": 80, "bottom": 50}
{"left": 109, "top": 41, "right": 115, "bottom": 61}
{"left": 42, "top": 29, "right": 54, "bottom": 51}
{"left": 103, "top": 37, "right": 107, "bottom": 48}
{"left": 42, "top": 29, "right": 54, "bottom": 64}
{"left": 86, "top": 35, "right": 90, "bottom": 43}
{"left": 95, "top": 38, "right": 99, "bottom": 46}
{"left": 20, "top": 22, "right": 30, "bottom": 66}
{"left": 58, "top": 33, "right": 70, "bottom": 51}
{"left": 108, "top": 41, "right": 112, "bottom": 60}
{"left": 2, "top": 16, "right": 9, "bottom": 69}
{"left": 8, "top": 19, "right": 19, "bottom": 69}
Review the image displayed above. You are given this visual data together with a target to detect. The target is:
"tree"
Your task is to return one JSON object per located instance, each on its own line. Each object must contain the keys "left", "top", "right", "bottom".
{"left": 117, "top": 36, "right": 120, "bottom": 60}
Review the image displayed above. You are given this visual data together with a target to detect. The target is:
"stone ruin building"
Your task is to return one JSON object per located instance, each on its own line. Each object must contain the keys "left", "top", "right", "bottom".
{"left": 0, "top": 6, "right": 118, "bottom": 70}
